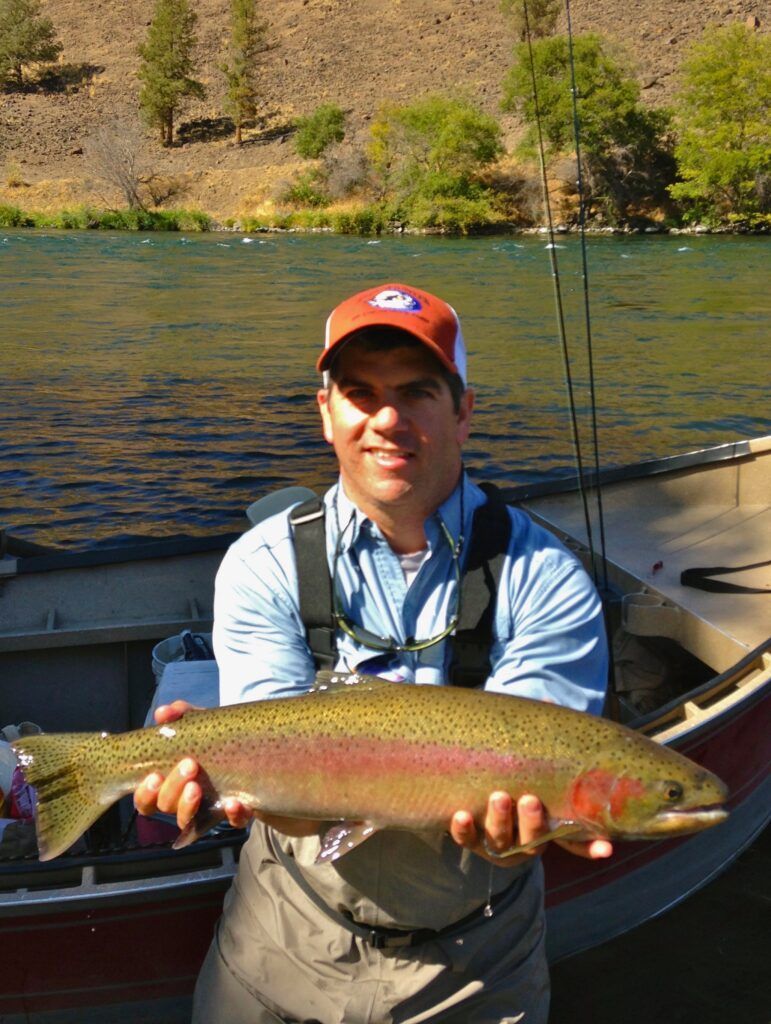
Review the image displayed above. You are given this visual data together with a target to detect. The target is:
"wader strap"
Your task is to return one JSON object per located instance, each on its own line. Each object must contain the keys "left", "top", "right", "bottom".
{"left": 290, "top": 498, "right": 337, "bottom": 669}
{"left": 272, "top": 839, "right": 519, "bottom": 949}
{"left": 449, "top": 483, "right": 512, "bottom": 689}
{"left": 680, "top": 560, "right": 771, "bottom": 595}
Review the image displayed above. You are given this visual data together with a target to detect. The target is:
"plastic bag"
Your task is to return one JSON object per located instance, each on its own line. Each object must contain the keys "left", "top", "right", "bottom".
{"left": 0, "top": 722, "right": 41, "bottom": 817}
{"left": 0, "top": 723, "right": 43, "bottom": 859}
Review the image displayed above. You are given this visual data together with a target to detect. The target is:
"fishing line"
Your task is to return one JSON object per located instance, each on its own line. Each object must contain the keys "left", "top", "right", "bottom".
{"left": 564, "top": 0, "right": 609, "bottom": 590}
{"left": 521, "top": 0, "right": 599, "bottom": 585}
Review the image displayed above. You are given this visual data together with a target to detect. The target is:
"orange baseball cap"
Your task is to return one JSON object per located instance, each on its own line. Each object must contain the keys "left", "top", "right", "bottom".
{"left": 318, "top": 283, "right": 467, "bottom": 383}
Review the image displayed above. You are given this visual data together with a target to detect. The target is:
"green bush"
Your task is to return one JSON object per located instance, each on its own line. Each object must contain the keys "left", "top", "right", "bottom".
{"left": 177, "top": 208, "right": 212, "bottom": 231}
{"left": 0, "top": 205, "right": 211, "bottom": 231}
{"left": 30, "top": 208, "right": 90, "bottom": 228}
{"left": 369, "top": 95, "right": 503, "bottom": 219}
{"left": 238, "top": 215, "right": 266, "bottom": 232}
{"left": 286, "top": 208, "right": 332, "bottom": 230}
{"left": 56, "top": 209, "right": 89, "bottom": 228}
{"left": 328, "top": 205, "right": 387, "bottom": 235}
{"left": 281, "top": 168, "right": 330, "bottom": 208}
{"left": 294, "top": 103, "right": 346, "bottom": 159}
{"left": 0, "top": 203, "right": 33, "bottom": 226}
{"left": 403, "top": 194, "right": 501, "bottom": 234}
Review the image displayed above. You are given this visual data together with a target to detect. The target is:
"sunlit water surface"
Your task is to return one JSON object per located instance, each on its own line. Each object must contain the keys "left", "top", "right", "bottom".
{"left": 1, "top": 230, "right": 768, "bottom": 549}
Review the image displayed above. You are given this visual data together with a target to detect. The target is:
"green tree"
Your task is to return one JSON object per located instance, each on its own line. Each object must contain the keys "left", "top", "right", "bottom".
{"left": 0, "top": 0, "right": 62, "bottom": 88}
{"left": 138, "top": 0, "right": 204, "bottom": 147}
{"left": 368, "top": 96, "right": 504, "bottom": 232}
{"left": 221, "top": 0, "right": 266, "bottom": 145}
{"left": 502, "top": 33, "right": 673, "bottom": 223}
{"left": 294, "top": 103, "right": 346, "bottom": 159}
{"left": 500, "top": 0, "right": 559, "bottom": 41}
{"left": 370, "top": 95, "right": 502, "bottom": 199}
{"left": 669, "top": 24, "right": 771, "bottom": 226}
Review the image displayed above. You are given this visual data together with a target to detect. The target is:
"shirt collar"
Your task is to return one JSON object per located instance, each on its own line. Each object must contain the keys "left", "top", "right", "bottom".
{"left": 325, "top": 471, "right": 484, "bottom": 555}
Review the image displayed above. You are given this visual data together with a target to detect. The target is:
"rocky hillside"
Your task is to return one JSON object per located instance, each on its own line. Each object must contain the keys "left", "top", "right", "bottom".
{"left": 0, "top": 0, "right": 767, "bottom": 221}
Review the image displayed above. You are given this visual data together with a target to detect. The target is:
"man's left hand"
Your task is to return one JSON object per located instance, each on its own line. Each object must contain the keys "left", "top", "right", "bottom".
{"left": 450, "top": 791, "right": 613, "bottom": 867}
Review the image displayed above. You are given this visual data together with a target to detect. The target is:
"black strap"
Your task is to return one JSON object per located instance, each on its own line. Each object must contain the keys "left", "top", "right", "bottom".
{"left": 290, "top": 497, "right": 337, "bottom": 668}
{"left": 448, "top": 483, "right": 512, "bottom": 688}
{"left": 680, "top": 560, "right": 770, "bottom": 595}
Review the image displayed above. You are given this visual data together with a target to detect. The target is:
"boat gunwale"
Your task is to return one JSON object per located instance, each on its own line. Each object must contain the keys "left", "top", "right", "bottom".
{"left": 498, "top": 434, "right": 770, "bottom": 504}
{"left": 0, "top": 834, "right": 243, "bottom": 916}
{"left": 629, "top": 637, "right": 771, "bottom": 742}
{"left": 0, "top": 532, "right": 242, "bottom": 577}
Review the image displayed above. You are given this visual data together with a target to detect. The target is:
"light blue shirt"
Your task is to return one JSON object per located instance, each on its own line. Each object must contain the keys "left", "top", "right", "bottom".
{"left": 214, "top": 474, "right": 607, "bottom": 713}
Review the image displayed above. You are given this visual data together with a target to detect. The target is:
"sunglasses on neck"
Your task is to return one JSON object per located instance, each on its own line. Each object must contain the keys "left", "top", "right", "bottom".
{"left": 332, "top": 517, "right": 463, "bottom": 654}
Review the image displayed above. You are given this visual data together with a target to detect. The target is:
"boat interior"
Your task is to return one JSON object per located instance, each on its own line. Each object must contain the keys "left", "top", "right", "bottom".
{"left": 508, "top": 435, "right": 771, "bottom": 728}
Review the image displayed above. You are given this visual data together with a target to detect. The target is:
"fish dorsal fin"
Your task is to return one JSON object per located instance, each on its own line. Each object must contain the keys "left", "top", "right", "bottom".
{"left": 312, "top": 670, "right": 391, "bottom": 694}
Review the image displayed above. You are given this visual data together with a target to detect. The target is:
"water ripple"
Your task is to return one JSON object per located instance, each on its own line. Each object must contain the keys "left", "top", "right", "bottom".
{"left": 1, "top": 231, "right": 769, "bottom": 549}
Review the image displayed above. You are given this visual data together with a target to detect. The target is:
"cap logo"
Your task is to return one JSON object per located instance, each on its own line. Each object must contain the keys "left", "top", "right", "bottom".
{"left": 367, "top": 289, "right": 422, "bottom": 313}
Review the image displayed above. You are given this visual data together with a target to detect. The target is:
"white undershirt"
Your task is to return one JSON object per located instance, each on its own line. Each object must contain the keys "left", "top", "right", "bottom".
{"left": 397, "top": 548, "right": 429, "bottom": 588}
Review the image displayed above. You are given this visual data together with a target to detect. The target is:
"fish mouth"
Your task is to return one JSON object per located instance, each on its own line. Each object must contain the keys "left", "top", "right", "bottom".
{"left": 645, "top": 805, "right": 729, "bottom": 836}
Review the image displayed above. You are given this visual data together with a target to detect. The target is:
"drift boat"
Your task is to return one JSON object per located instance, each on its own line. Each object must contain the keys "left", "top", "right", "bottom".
{"left": 0, "top": 436, "right": 768, "bottom": 1022}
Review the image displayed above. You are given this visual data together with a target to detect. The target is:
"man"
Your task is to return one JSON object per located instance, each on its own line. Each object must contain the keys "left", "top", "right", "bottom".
{"left": 135, "top": 283, "right": 611, "bottom": 1023}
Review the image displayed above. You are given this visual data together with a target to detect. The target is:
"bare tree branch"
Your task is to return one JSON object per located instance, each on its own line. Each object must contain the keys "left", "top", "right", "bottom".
{"left": 85, "top": 123, "right": 151, "bottom": 210}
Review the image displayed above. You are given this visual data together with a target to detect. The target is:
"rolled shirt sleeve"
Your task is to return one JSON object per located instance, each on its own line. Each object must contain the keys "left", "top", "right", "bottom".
{"left": 213, "top": 518, "right": 317, "bottom": 705}
{"left": 486, "top": 507, "right": 608, "bottom": 714}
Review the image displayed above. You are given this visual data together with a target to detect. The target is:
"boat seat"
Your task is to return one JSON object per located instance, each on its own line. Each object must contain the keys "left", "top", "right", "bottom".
{"left": 144, "top": 660, "right": 220, "bottom": 726}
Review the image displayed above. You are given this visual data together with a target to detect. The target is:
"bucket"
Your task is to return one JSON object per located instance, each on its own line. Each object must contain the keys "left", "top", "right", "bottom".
{"left": 151, "top": 632, "right": 213, "bottom": 685}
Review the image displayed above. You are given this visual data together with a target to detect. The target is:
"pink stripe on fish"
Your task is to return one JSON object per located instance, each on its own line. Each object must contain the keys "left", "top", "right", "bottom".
{"left": 215, "top": 734, "right": 564, "bottom": 825}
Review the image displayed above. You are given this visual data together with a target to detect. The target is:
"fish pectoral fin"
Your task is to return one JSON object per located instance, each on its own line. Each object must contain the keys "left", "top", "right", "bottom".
{"left": 316, "top": 821, "right": 379, "bottom": 863}
{"left": 484, "top": 822, "right": 587, "bottom": 859}
{"left": 172, "top": 798, "right": 227, "bottom": 850}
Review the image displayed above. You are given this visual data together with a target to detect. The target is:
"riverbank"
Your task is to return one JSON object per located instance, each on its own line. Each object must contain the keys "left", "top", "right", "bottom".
{"left": 2, "top": 201, "right": 768, "bottom": 236}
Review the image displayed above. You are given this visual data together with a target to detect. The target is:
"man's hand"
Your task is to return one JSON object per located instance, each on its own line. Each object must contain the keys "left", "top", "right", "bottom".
{"left": 450, "top": 791, "right": 613, "bottom": 866}
{"left": 134, "top": 701, "right": 252, "bottom": 831}
{"left": 133, "top": 700, "right": 319, "bottom": 837}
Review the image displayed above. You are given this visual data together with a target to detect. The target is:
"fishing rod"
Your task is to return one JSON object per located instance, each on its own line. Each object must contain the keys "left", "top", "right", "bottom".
{"left": 564, "top": 0, "right": 609, "bottom": 591}
{"left": 521, "top": 0, "right": 609, "bottom": 591}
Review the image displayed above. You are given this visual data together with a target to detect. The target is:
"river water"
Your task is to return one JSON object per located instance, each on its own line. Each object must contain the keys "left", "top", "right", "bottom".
{"left": 1, "top": 229, "right": 769, "bottom": 549}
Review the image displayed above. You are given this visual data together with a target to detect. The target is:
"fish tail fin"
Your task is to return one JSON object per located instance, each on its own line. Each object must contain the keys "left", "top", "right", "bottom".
{"left": 11, "top": 732, "right": 125, "bottom": 862}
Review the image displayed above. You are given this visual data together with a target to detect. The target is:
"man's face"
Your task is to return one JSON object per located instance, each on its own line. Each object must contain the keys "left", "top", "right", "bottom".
{"left": 317, "top": 341, "right": 473, "bottom": 528}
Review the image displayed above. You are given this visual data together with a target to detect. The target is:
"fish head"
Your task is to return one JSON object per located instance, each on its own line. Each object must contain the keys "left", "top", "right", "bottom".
{"left": 568, "top": 760, "right": 729, "bottom": 840}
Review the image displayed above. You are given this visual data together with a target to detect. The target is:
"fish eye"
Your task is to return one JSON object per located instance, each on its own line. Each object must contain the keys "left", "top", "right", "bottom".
{"left": 662, "top": 780, "right": 684, "bottom": 802}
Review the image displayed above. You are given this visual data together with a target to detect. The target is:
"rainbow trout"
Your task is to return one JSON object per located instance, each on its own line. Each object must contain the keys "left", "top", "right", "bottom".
{"left": 13, "top": 671, "right": 728, "bottom": 862}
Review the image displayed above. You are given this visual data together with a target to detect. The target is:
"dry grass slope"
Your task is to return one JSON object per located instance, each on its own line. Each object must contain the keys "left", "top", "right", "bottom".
{"left": 0, "top": 0, "right": 767, "bottom": 221}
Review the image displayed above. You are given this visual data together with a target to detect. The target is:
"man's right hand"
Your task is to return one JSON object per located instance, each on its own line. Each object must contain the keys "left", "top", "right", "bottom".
{"left": 133, "top": 700, "right": 318, "bottom": 836}
{"left": 134, "top": 700, "right": 253, "bottom": 831}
